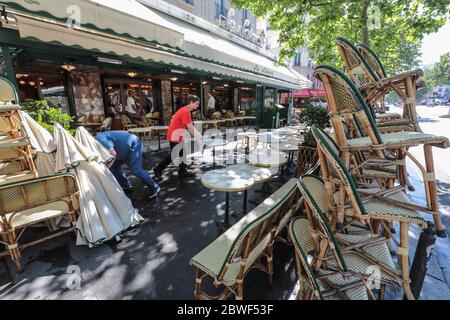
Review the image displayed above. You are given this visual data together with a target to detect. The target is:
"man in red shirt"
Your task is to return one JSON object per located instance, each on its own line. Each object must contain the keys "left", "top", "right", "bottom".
{"left": 153, "top": 95, "right": 202, "bottom": 178}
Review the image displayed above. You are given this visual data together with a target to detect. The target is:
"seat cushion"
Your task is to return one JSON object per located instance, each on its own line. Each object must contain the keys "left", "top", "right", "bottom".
{"left": 347, "top": 132, "right": 449, "bottom": 149}
{"left": 361, "top": 188, "right": 427, "bottom": 227}
{"left": 4, "top": 200, "right": 72, "bottom": 229}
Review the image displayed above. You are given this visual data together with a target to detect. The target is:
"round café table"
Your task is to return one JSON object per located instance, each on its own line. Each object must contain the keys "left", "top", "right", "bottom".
{"left": 201, "top": 167, "right": 254, "bottom": 232}
{"left": 271, "top": 140, "right": 299, "bottom": 168}
{"left": 203, "top": 137, "right": 228, "bottom": 168}
{"left": 247, "top": 149, "right": 288, "bottom": 167}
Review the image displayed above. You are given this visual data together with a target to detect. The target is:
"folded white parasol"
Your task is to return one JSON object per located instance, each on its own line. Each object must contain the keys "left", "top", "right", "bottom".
{"left": 54, "top": 124, "right": 143, "bottom": 246}
{"left": 19, "top": 111, "right": 56, "bottom": 176}
{"left": 74, "top": 126, "right": 115, "bottom": 165}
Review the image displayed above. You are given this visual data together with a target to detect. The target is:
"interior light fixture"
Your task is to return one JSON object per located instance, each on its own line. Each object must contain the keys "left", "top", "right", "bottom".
{"left": 170, "top": 69, "right": 187, "bottom": 74}
{"left": 236, "top": 80, "right": 244, "bottom": 84}
{"left": 39, "top": 81, "right": 44, "bottom": 86}
{"left": 223, "top": 84, "right": 229, "bottom": 87}
{"left": 16, "top": 74, "right": 29, "bottom": 78}
{"left": 19, "top": 80, "right": 26, "bottom": 85}
{"left": 212, "top": 76, "right": 223, "bottom": 81}
{"left": 202, "top": 81, "right": 208, "bottom": 85}
{"left": 61, "top": 63, "right": 76, "bottom": 72}
{"left": 170, "top": 77, "right": 178, "bottom": 82}
{"left": 28, "top": 81, "right": 35, "bottom": 86}
{"left": 97, "top": 56, "right": 123, "bottom": 65}
{"left": 127, "top": 72, "right": 138, "bottom": 78}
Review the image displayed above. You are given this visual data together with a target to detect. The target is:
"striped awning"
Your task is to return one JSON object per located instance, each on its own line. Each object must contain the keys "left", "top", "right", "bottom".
{"left": 3, "top": 0, "right": 311, "bottom": 90}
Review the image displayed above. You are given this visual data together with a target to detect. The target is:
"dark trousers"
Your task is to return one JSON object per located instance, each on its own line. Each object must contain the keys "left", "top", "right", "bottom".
{"left": 154, "top": 141, "right": 187, "bottom": 173}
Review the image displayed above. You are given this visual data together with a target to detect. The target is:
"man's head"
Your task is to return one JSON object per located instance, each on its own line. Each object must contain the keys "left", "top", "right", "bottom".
{"left": 128, "top": 90, "right": 133, "bottom": 97}
{"left": 186, "top": 94, "right": 200, "bottom": 111}
{"left": 207, "top": 92, "right": 213, "bottom": 98}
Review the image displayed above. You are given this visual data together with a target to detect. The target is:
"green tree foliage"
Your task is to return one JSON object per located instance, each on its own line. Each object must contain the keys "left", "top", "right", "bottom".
{"left": 231, "top": 0, "right": 449, "bottom": 74}
{"left": 297, "top": 103, "right": 330, "bottom": 146}
{"left": 21, "top": 99, "right": 75, "bottom": 135}
{"left": 422, "top": 52, "right": 450, "bottom": 87}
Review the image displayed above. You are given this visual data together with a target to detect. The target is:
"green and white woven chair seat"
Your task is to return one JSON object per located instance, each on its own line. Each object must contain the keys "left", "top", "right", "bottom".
{"left": 375, "top": 113, "right": 401, "bottom": 120}
{"left": 316, "top": 270, "right": 369, "bottom": 300}
{"left": 0, "top": 138, "right": 30, "bottom": 150}
{"left": 335, "top": 233, "right": 400, "bottom": 287}
{"left": 290, "top": 217, "right": 369, "bottom": 300}
{"left": 0, "top": 105, "right": 21, "bottom": 111}
{"left": 1, "top": 199, "right": 74, "bottom": 230}
{"left": 363, "top": 169, "right": 396, "bottom": 179}
{"left": 0, "top": 171, "right": 35, "bottom": 185}
{"left": 346, "top": 131, "right": 449, "bottom": 150}
{"left": 360, "top": 188, "right": 427, "bottom": 226}
{"left": 191, "top": 178, "right": 298, "bottom": 288}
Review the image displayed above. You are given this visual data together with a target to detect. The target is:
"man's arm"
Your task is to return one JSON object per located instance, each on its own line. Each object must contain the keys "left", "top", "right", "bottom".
{"left": 187, "top": 124, "right": 202, "bottom": 143}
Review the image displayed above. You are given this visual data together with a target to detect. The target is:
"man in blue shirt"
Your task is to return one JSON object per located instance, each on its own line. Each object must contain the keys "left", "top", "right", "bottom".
{"left": 95, "top": 131, "right": 160, "bottom": 200}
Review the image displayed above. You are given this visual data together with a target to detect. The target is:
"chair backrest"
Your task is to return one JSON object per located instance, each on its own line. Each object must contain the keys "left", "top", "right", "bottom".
{"left": 120, "top": 114, "right": 131, "bottom": 126}
{"left": 191, "top": 178, "right": 300, "bottom": 282}
{"left": 312, "top": 126, "right": 367, "bottom": 217}
{"left": 288, "top": 216, "right": 325, "bottom": 300}
{"left": 357, "top": 44, "right": 387, "bottom": 79}
{"left": 0, "top": 173, "right": 79, "bottom": 216}
{"left": 0, "top": 77, "right": 19, "bottom": 104}
{"left": 297, "top": 175, "right": 349, "bottom": 271}
{"left": 211, "top": 111, "right": 222, "bottom": 120}
{"left": 313, "top": 65, "right": 384, "bottom": 148}
{"left": 239, "top": 110, "right": 246, "bottom": 116}
{"left": 226, "top": 110, "right": 235, "bottom": 118}
{"left": 335, "top": 37, "right": 380, "bottom": 88}
{"left": 101, "top": 117, "right": 112, "bottom": 131}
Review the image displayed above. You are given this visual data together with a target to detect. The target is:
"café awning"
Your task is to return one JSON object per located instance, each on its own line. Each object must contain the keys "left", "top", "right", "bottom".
{"left": 3, "top": 0, "right": 310, "bottom": 90}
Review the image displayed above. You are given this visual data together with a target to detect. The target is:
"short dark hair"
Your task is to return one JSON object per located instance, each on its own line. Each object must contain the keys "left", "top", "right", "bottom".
{"left": 187, "top": 94, "right": 200, "bottom": 104}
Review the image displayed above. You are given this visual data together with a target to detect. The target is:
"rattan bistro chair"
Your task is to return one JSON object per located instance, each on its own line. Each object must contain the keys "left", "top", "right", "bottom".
{"left": 313, "top": 65, "right": 449, "bottom": 235}
{"left": 288, "top": 217, "right": 369, "bottom": 300}
{"left": 297, "top": 175, "right": 403, "bottom": 298}
{"left": 336, "top": 38, "right": 422, "bottom": 131}
{"left": 312, "top": 126, "right": 430, "bottom": 299}
{"left": 190, "top": 178, "right": 300, "bottom": 300}
{"left": 0, "top": 173, "right": 80, "bottom": 270}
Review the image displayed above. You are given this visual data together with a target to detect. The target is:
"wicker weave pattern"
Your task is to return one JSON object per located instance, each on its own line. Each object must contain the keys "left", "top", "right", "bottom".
{"left": 0, "top": 77, "right": 19, "bottom": 103}
{"left": 290, "top": 217, "right": 369, "bottom": 300}
{"left": 0, "top": 173, "right": 78, "bottom": 215}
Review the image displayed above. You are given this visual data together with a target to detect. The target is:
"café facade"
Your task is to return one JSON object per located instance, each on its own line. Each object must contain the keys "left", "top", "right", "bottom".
{"left": 0, "top": 0, "right": 310, "bottom": 127}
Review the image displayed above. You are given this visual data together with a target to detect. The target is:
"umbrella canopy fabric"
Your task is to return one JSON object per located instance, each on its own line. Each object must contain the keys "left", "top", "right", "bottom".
{"left": 74, "top": 126, "right": 115, "bottom": 165}
{"left": 19, "top": 111, "right": 56, "bottom": 176}
{"left": 53, "top": 124, "right": 143, "bottom": 246}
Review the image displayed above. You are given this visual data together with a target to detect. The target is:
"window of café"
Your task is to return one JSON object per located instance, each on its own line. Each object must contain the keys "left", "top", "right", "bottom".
{"left": 264, "top": 88, "right": 276, "bottom": 110}
{"left": 16, "top": 73, "right": 70, "bottom": 114}
{"left": 104, "top": 79, "right": 154, "bottom": 116}
{"left": 172, "top": 80, "right": 200, "bottom": 111}
{"left": 211, "top": 83, "right": 233, "bottom": 111}
{"left": 239, "top": 86, "right": 256, "bottom": 115}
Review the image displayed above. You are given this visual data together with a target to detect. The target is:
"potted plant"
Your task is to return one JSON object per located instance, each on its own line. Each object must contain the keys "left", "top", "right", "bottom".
{"left": 295, "top": 102, "right": 330, "bottom": 176}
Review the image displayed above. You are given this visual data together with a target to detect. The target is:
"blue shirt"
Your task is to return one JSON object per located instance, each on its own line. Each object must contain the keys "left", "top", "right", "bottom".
{"left": 95, "top": 131, "right": 139, "bottom": 161}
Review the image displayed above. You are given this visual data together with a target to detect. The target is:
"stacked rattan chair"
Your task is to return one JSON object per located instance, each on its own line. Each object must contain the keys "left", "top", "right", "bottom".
{"left": 0, "top": 77, "right": 37, "bottom": 184}
{"left": 313, "top": 65, "right": 448, "bottom": 237}
{"left": 336, "top": 37, "right": 422, "bottom": 133}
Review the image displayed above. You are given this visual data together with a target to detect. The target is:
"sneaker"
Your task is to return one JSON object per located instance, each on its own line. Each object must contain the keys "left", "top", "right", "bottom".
{"left": 147, "top": 186, "right": 161, "bottom": 200}
{"left": 153, "top": 168, "right": 162, "bottom": 180}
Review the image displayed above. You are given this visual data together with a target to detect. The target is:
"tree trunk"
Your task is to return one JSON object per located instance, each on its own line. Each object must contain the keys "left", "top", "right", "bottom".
{"left": 362, "top": 2, "right": 370, "bottom": 45}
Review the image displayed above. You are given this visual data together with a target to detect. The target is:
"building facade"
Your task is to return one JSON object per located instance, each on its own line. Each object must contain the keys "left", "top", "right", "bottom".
{"left": 0, "top": 0, "right": 309, "bottom": 128}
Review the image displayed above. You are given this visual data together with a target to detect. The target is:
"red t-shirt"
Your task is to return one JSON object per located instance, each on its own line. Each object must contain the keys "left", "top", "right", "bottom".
{"left": 167, "top": 106, "right": 192, "bottom": 142}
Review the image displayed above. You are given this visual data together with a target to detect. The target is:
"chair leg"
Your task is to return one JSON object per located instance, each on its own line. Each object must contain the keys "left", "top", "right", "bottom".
{"left": 235, "top": 281, "right": 243, "bottom": 300}
{"left": 6, "top": 231, "right": 22, "bottom": 271}
{"left": 399, "top": 222, "right": 414, "bottom": 300}
{"left": 267, "top": 244, "right": 274, "bottom": 286}
{"left": 423, "top": 144, "right": 445, "bottom": 236}
{"left": 194, "top": 268, "right": 204, "bottom": 300}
